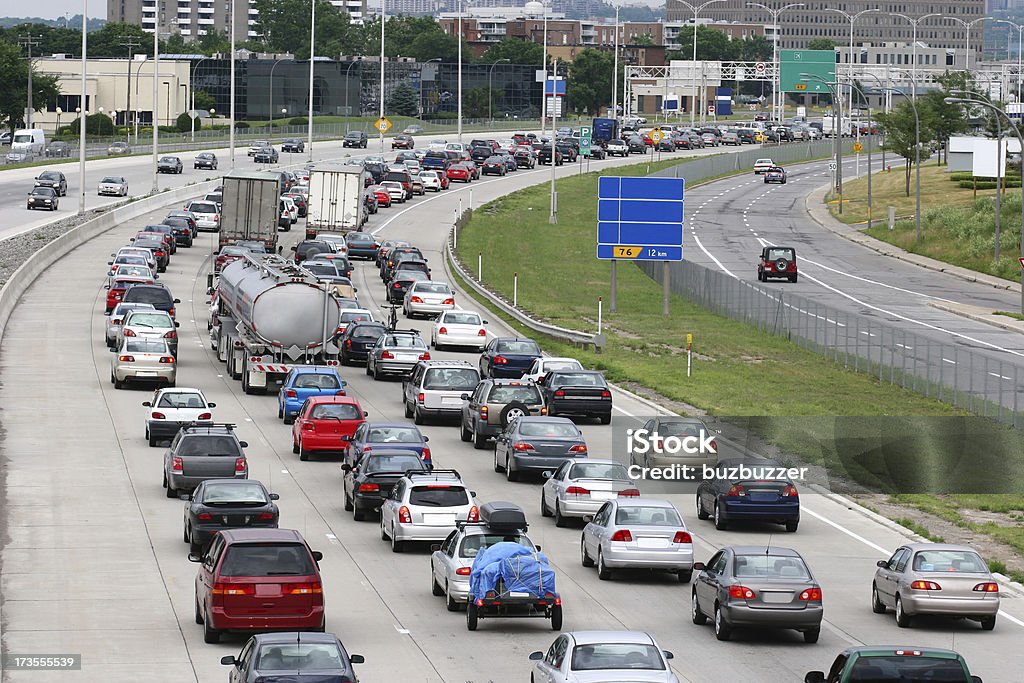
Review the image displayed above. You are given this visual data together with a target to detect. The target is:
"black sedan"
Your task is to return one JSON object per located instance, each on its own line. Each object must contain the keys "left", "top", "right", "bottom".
{"left": 386, "top": 270, "right": 429, "bottom": 304}
{"left": 338, "top": 321, "right": 387, "bottom": 365}
{"left": 627, "top": 136, "right": 647, "bottom": 154}
{"left": 481, "top": 157, "right": 507, "bottom": 176}
{"left": 342, "top": 450, "right": 427, "bottom": 521}
{"left": 181, "top": 479, "right": 280, "bottom": 553}
{"left": 221, "top": 632, "right": 364, "bottom": 681}
{"left": 157, "top": 156, "right": 183, "bottom": 174}
{"left": 27, "top": 186, "right": 58, "bottom": 211}
{"left": 163, "top": 217, "right": 194, "bottom": 247}
{"left": 34, "top": 171, "right": 67, "bottom": 196}
{"left": 194, "top": 152, "right": 218, "bottom": 170}
{"left": 282, "top": 138, "right": 305, "bottom": 153}
{"left": 537, "top": 370, "right": 612, "bottom": 424}
{"left": 346, "top": 231, "right": 379, "bottom": 260}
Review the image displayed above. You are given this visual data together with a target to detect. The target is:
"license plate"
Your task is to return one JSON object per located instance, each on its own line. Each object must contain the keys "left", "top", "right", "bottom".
{"left": 396, "top": 353, "right": 417, "bottom": 361}
{"left": 635, "top": 537, "right": 670, "bottom": 549}
{"left": 761, "top": 591, "right": 794, "bottom": 604}
{"left": 590, "top": 491, "right": 615, "bottom": 500}
{"left": 441, "top": 397, "right": 462, "bottom": 407}
{"left": 136, "top": 371, "right": 157, "bottom": 377}
{"left": 423, "top": 513, "right": 456, "bottom": 526}
{"left": 508, "top": 591, "right": 530, "bottom": 598}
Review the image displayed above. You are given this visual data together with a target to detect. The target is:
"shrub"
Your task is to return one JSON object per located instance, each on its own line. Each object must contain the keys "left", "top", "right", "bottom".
{"left": 176, "top": 111, "right": 200, "bottom": 133}
{"left": 288, "top": 117, "right": 308, "bottom": 126}
{"left": 235, "top": 121, "right": 250, "bottom": 129}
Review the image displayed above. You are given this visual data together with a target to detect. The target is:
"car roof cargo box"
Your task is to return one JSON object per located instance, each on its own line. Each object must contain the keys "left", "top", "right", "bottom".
{"left": 480, "top": 501, "right": 528, "bottom": 531}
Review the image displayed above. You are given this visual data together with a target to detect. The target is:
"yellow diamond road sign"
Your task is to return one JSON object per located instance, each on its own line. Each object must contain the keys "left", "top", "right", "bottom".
{"left": 853, "top": 142, "right": 864, "bottom": 153}
{"left": 375, "top": 117, "right": 391, "bottom": 133}
{"left": 650, "top": 129, "right": 664, "bottom": 143}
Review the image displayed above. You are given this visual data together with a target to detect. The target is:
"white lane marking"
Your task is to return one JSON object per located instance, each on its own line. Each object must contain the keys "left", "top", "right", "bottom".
{"left": 395, "top": 626, "right": 411, "bottom": 634}
{"left": 896, "top": 343, "right": 914, "bottom": 350}
{"left": 691, "top": 232, "right": 736, "bottom": 278}
{"left": 796, "top": 254, "right": 958, "bottom": 304}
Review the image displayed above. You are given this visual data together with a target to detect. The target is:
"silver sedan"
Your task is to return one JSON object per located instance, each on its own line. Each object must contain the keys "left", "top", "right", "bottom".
{"left": 541, "top": 459, "right": 639, "bottom": 527}
{"left": 529, "top": 631, "right": 679, "bottom": 683}
{"left": 367, "top": 331, "right": 429, "bottom": 380}
{"left": 105, "top": 302, "right": 155, "bottom": 348}
{"left": 872, "top": 543, "right": 1000, "bottom": 630}
{"left": 110, "top": 338, "right": 176, "bottom": 389}
{"left": 97, "top": 175, "right": 128, "bottom": 196}
{"left": 581, "top": 498, "right": 694, "bottom": 582}
{"left": 403, "top": 281, "right": 455, "bottom": 318}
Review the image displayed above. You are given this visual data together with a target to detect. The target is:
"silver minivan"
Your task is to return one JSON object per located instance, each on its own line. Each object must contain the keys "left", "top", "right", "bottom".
{"left": 402, "top": 360, "right": 480, "bottom": 425}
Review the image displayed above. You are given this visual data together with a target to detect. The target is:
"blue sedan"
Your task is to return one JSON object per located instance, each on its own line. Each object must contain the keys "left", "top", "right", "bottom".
{"left": 278, "top": 366, "right": 346, "bottom": 424}
{"left": 695, "top": 458, "right": 801, "bottom": 532}
{"left": 342, "top": 421, "right": 431, "bottom": 469}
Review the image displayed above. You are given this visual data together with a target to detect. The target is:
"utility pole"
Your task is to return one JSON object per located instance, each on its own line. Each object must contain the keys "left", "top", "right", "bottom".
{"left": 120, "top": 38, "right": 141, "bottom": 135}
{"left": 19, "top": 35, "right": 42, "bottom": 129}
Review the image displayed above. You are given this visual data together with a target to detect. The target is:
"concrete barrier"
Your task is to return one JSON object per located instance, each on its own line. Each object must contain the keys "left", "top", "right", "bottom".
{"left": 0, "top": 180, "right": 220, "bottom": 343}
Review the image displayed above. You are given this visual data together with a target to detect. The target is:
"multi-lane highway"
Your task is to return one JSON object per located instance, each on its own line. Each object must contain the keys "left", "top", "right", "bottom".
{"left": 2, "top": 140, "right": 1023, "bottom": 682}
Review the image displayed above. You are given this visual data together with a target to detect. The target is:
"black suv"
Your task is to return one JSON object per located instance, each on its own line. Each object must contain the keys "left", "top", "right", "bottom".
{"left": 380, "top": 247, "right": 426, "bottom": 282}
{"left": 282, "top": 138, "right": 305, "bottom": 153}
{"left": 470, "top": 146, "right": 493, "bottom": 165}
{"left": 343, "top": 131, "right": 368, "bottom": 148}
{"left": 34, "top": 171, "right": 68, "bottom": 196}
{"left": 338, "top": 321, "right": 387, "bottom": 365}
{"left": 460, "top": 379, "right": 546, "bottom": 450}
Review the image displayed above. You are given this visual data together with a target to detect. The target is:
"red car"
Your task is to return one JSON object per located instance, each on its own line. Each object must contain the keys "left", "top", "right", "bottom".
{"left": 446, "top": 165, "right": 470, "bottom": 183}
{"left": 391, "top": 134, "right": 415, "bottom": 149}
{"left": 368, "top": 185, "right": 392, "bottom": 208}
{"left": 191, "top": 528, "right": 325, "bottom": 643}
{"left": 106, "top": 276, "right": 155, "bottom": 312}
{"left": 291, "top": 395, "right": 367, "bottom": 461}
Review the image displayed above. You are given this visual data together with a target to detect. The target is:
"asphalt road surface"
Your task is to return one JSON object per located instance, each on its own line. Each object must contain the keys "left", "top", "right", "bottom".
{"left": 2, "top": 142, "right": 1023, "bottom": 682}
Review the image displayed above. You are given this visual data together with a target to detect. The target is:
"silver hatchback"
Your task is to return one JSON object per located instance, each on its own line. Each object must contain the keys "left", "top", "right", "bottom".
{"left": 105, "top": 302, "right": 156, "bottom": 347}
{"left": 110, "top": 338, "right": 176, "bottom": 389}
{"left": 367, "top": 331, "right": 429, "bottom": 380}
{"left": 118, "top": 310, "right": 180, "bottom": 356}
{"left": 380, "top": 469, "right": 478, "bottom": 551}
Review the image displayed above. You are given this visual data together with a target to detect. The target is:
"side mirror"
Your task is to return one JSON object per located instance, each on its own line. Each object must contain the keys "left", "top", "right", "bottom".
{"left": 423, "top": 436, "right": 429, "bottom": 442}
{"left": 354, "top": 288, "right": 358, "bottom": 293}
{"left": 269, "top": 493, "right": 280, "bottom": 500}
{"left": 363, "top": 411, "right": 368, "bottom": 417}
{"left": 179, "top": 494, "right": 191, "bottom": 501}
{"left": 541, "top": 470, "right": 553, "bottom": 479}
{"left": 220, "top": 656, "right": 237, "bottom": 666}
{"left": 470, "top": 491, "right": 477, "bottom": 497}
{"left": 534, "top": 544, "right": 542, "bottom": 551}
{"left": 971, "top": 677, "right": 983, "bottom": 683}
{"left": 693, "top": 562, "right": 706, "bottom": 571}
{"left": 350, "top": 654, "right": 365, "bottom": 665}
{"left": 460, "top": 393, "right": 470, "bottom": 400}
{"left": 528, "top": 651, "right": 544, "bottom": 661}
{"left": 290, "top": 245, "right": 297, "bottom": 251}
{"left": 238, "top": 441, "right": 248, "bottom": 448}
{"left": 430, "top": 543, "right": 442, "bottom": 552}
{"left": 187, "top": 552, "right": 202, "bottom": 563}
{"left": 482, "top": 320, "right": 488, "bottom": 324}
{"left": 876, "top": 560, "right": 889, "bottom": 568}
{"left": 311, "top": 550, "right": 323, "bottom": 562}
{"left": 108, "top": 260, "right": 114, "bottom": 265}
{"left": 341, "top": 463, "right": 352, "bottom": 472}
{"left": 104, "top": 285, "right": 111, "bottom": 290}
{"left": 663, "top": 651, "right": 674, "bottom": 660}
{"left": 142, "top": 401, "right": 152, "bottom": 407}
{"left": 582, "top": 515, "right": 594, "bottom": 523}
{"left": 109, "top": 347, "right": 117, "bottom": 353}
{"left": 804, "top": 673, "right": 826, "bottom": 683}
{"left": 173, "top": 298, "right": 181, "bottom": 304}
{"left": 208, "top": 402, "right": 216, "bottom": 408}
{"left": 175, "top": 322, "right": 180, "bottom": 328}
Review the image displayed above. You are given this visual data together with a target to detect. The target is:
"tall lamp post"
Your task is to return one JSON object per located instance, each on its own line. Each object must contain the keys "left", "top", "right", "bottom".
{"left": 825, "top": 8, "right": 879, "bottom": 119}
{"left": 948, "top": 95, "right": 1024, "bottom": 314}
{"left": 611, "top": 5, "right": 619, "bottom": 118}
{"left": 748, "top": 2, "right": 805, "bottom": 123}
{"left": 190, "top": 56, "right": 212, "bottom": 142}
{"left": 488, "top": 58, "right": 510, "bottom": 122}
{"left": 151, "top": 22, "right": 160, "bottom": 192}
{"left": 307, "top": 0, "right": 316, "bottom": 163}
{"left": 946, "top": 16, "right": 986, "bottom": 71}
{"left": 379, "top": 0, "right": 386, "bottom": 154}
{"left": 875, "top": 77, "right": 923, "bottom": 241}
{"left": 672, "top": 0, "right": 725, "bottom": 128}
{"left": 995, "top": 20, "right": 1023, "bottom": 105}
{"left": 457, "top": 0, "right": 475, "bottom": 145}
{"left": 892, "top": 13, "right": 940, "bottom": 96}
{"left": 268, "top": 56, "right": 289, "bottom": 129}
{"left": 801, "top": 73, "right": 843, "bottom": 213}
{"left": 343, "top": 59, "right": 359, "bottom": 121}
{"left": 846, "top": 82, "right": 874, "bottom": 228}
{"left": 77, "top": 4, "right": 86, "bottom": 215}
{"left": 229, "top": 0, "right": 237, "bottom": 169}
{"left": 549, "top": 58, "right": 558, "bottom": 225}
{"left": 857, "top": 70, "right": 889, "bottom": 170}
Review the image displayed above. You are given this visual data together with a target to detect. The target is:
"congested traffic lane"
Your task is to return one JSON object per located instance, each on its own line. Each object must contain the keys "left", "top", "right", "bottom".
{"left": 3, "top": 141, "right": 1022, "bottom": 683}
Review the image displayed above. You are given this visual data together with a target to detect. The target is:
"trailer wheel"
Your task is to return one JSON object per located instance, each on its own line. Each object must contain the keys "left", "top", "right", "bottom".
{"left": 550, "top": 605, "right": 563, "bottom": 631}
{"left": 466, "top": 601, "right": 479, "bottom": 631}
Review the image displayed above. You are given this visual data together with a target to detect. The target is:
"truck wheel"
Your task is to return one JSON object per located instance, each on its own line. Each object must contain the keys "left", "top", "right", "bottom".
{"left": 550, "top": 605, "right": 563, "bottom": 631}
{"left": 473, "top": 428, "right": 488, "bottom": 450}
{"left": 413, "top": 406, "right": 425, "bottom": 425}
{"left": 460, "top": 421, "right": 472, "bottom": 442}
{"left": 466, "top": 602, "right": 479, "bottom": 631}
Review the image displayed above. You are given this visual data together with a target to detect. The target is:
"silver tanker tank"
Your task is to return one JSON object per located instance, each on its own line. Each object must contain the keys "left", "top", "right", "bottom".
{"left": 217, "top": 254, "right": 341, "bottom": 350}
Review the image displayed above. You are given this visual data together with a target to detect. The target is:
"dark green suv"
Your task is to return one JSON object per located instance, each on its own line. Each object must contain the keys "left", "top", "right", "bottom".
{"left": 805, "top": 647, "right": 982, "bottom": 683}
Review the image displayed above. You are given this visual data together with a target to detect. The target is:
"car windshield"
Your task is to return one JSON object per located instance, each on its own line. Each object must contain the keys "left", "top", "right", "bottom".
{"left": 409, "top": 485, "right": 469, "bottom": 507}
{"left": 349, "top": 234, "right": 374, "bottom": 244}
{"left": 847, "top": 657, "right": 970, "bottom": 682}
{"left": 912, "top": 550, "right": 987, "bottom": 573}
{"left": 293, "top": 374, "right": 340, "bottom": 389}
{"left": 487, "top": 385, "right": 542, "bottom": 404}
{"left": 39, "top": 172, "right": 60, "bottom": 180}
{"left": 551, "top": 372, "right": 604, "bottom": 386}
{"left": 310, "top": 403, "right": 362, "bottom": 420}
{"left": 569, "top": 463, "right": 630, "bottom": 480}
{"left": 364, "top": 454, "right": 424, "bottom": 473}
{"left": 158, "top": 392, "right": 205, "bottom": 408}
{"left": 544, "top": 361, "right": 582, "bottom": 373}
{"left": 159, "top": 157, "right": 176, "bottom": 163}
{"left": 125, "top": 340, "right": 167, "bottom": 354}
{"left": 384, "top": 335, "right": 426, "bottom": 349}
{"left": 201, "top": 482, "right": 266, "bottom": 504}
{"left": 414, "top": 283, "right": 450, "bottom": 294}
{"left": 305, "top": 264, "right": 337, "bottom": 276}
{"left": 257, "top": 644, "right": 345, "bottom": 671}
{"left": 32, "top": 188, "right": 55, "bottom": 196}
{"left": 126, "top": 313, "right": 172, "bottom": 328}
{"left": 221, "top": 247, "right": 248, "bottom": 256}
{"left": 101, "top": 177, "right": 124, "bottom": 184}
{"left": 190, "top": 203, "right": 217, "bottom": 214}
{"left": 177, "top": 435, "right": 241, "bottom": 456}
{"left": 423, "top": 368, "right": 479, "bottom": 390}
{"left": 219, "top": 543, "right": 313, "bottom": 577}
{"left": 494, "top": 340, "right": 540, "bottom": 355}
{"left": 571, "top": 644, "right": 665, "bottom": 671}
{"left": 734, "top": 554, "right": 811, "bottom": 579}
{"left": 368, "top": 427, "right": 421, "bottom": 443}
{"left": 518, "top": 421, "right": 580, "bottom": 438}
{"left": 442, "top": 312, "right": 481, "bottom": 325}
{"left": 766, "top": 248, "right": 795, "bottom": 261}
{"left": 459, "top": 533, "right": 531, "bottom": 558}
{"left": 614, "top": 506, "right": 683, "bottom": 526}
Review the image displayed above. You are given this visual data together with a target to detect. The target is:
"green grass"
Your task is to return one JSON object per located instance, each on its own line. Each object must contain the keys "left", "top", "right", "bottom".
{"left": 995, "top": 310, "right": 1024, "bottom": 322}
{"left": 893, "top": 517, "right": 945, "bottom": 543}
{"left": 890, "top": 494, "right": 1024, "bottom": 557}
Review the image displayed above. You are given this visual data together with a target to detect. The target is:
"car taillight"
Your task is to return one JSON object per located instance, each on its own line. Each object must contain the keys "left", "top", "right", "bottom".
{"left": 726, "top": 485, "right": 746, "bottom": 497}
{"left": 159, "top": 356, "right": 175, "bottom": 364}
{"left": 467, "top": 506, "right": 479, "bottom": 522}
{"left": 398, "top": 506, "right": 412, "bottom": 523}
{"left": 554, "top": 390, "right": 565, "bottom": 397}
{"left": 171, "top": 456, "right": 183, "bottom": 473}
{"left": 513, "top": 442, "right": 535, "bottom": 452}
{"left": 671, "top": 531, "right": 692, "bottom": 544}
{"left": 197, "top": 512, "right": 213, "bottom": 521}
{"left": 410, "top": 296, "right": 424, "bottom": 303}
{"left": 438, "top": 326, "right": 448, "bottom": 335}
{"left": 422, "top": 447, "right": 431, "bottom": 462}
{"left": 788, "top": 261, "right": 797, "bottom": 272}
{"left": 493, "top": 356, "right": 508, "bottom": 365}
{"left": 359, "top": 483, "right": 379, "bottom": 492}
{"left": 417, "top": 392, "right": 425, "bottom": 404}
{"left": 610, "top": 529, "right": 632, "bottom": 542}
{"left": 618, "top": 488, "right": 641, "bottom": 497}
{"left": 122, "top": 328, "right": 136, "bottom": 337}
{"left": 212, "top": 583, "right": 256, "bottom": 596}
{"left": 442, "top": 298, "right": 455, "bottom": 305}
{"left": 728, "top": 585, "right": 756, "bottom": 600}
{"left": 155, "top": 251, "right": 164, "bottom": 257}
{"left": 302, "top": 421, "right": 315, "bottom": 432}
{"left": 419, "top": 352, "right": 431, "bottom": 360}
{"left": 478, "top": 329, "right": 487, "bottom": 336}
{"left": 163, "top": 330, "right": 177, "bottom": 339}
{"left": 973, "top": 583, "right": 999, "bottom": 593}
{"left": 381, "top": 351, "right": 394, "bottom": 359}
{"left": 799, "top": 587, "right": 823, "bottom": 601}
{"left": 393, "top": 283, "right": 402, "bottom": 289}
{"left": 285, "top": 389, "right": 297, "bottom": 398}
{"left": 910, "top": 580, "right": 941, "bottom": 591}
{"left": 600, "top": 390, "right": 611, "bottom": 398}
{"left": 198, "top": 413, "right": 212, "bottom": 420}
{"left": 111, "top": 318, "right": 122, "bottom": 325}
{"left": 480, "top": 405, "right": 488, "bottom": 419}
{"left": 345, "top": 339, "right": 352, "bottom": 348}
{"left": 569, "top": 444, "right": 587, "bottom": 453}
{"left": 234, "top": 457, "right": 246, "bottom": 473}
{"left": 118, "top": 355, "right": 135, "bottom": 362}
{"left": 151, "top": 412, "right": 166, "bottom": 419}
{"left": 283, "top": 581, "right": 322, "bottom": 595}
{"left": 565, "top": 486, "right": 589, "bottom": 495}
{"left": 782, "top": 485, "right": 799, "bottom": 497}
{"left": 168, "top": 309, "right": 175, "bottom": 318}
{"left": 456, "top": 567, "right": 472, "bottom": 576}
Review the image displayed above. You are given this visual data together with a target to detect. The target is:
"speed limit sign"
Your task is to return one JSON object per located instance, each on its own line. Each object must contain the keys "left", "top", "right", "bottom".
{"left": 828, "top": 161, "right": 838, "bottom": 171}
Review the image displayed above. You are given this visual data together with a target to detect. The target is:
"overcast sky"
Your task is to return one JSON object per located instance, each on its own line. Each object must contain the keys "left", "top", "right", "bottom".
{"left": 0, "top": 0, "right": 105, "bottom": 19}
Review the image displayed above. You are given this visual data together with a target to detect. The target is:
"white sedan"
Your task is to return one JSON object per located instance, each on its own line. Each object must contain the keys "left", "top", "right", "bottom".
{"left": 315, "top": 233, "right": 349, "bottom": 256}
{"left": 381, "top": 181, "right": 406, "bottom": 203}
{"left": 98, "top": 175, "right": 129, "bottom": 196}
{"left": 529, "top": 631, "right": 679, "bottom": 683}
{"left": 753, "top": 158, "right": 775, "bottom": 174}
{"left": 142, "top": 387, "right": 216, "bottom": 446}
{"left": 431, "top": 310, "right": 488, "bottom": 351}
{"left": 281, "top": 196, "right": 298, "bottom": 223}
{"left": 418, "top": 171, "right": 442, "bottom": 192}
{"left": 523, "top": 356, "right": 583, "bottom": 384}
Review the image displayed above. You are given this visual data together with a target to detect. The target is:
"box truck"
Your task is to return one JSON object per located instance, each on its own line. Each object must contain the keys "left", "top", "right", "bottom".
{"left": 306, "top": 164, "right": 367, "bottom": 236}
{"left": 219, "top": 170, "right": 282, "bottom": 251}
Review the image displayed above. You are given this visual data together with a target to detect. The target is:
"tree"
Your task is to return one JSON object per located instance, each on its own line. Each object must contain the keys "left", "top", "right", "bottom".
{"left": 387, "top": 80, "right": 419, "bottom": 116}
{"left": 0, "top": 40, "right": 60, "bottom": 131}
{"left": 86, "top": 22, "right": 153, "bottom": 58}
{"left": 740, "top": 35, "right": 773, "bottom": 62}
{"left": 480, "top": 37, "right": 544, "bottom": 66}
{"left": 176, "top": 111, "right": 200, "bottom": 133}
{"left": 196, "top": 29, "right": 231, "bottom": 55}
{"left": 463, "top": 86, "right": 491, "bottom": 119}
{"left": 254, "top": 0, "right": 363, "bottom": 57}
{"left": 193, "top": 90, "right": 216, "bottom": 112}
{"left": 807, "top": 38, "right": 837, "bottom": 51}
{"left": 361, "top": 16, "right": 462, "bottom": 62}
{"left": 64, "top": 113, "right": 115, "bottom": 135}
{"left": 631, "top": 33, "right": 655, "bottom": 46}
{"left": 667, "top": 26, "right": 742, "bottom": 61}
{"left": 876, "top": 102, "right": 932, "bottom": 197}
{"left": 567, "top": 48, "right": 613, "bottom": 115}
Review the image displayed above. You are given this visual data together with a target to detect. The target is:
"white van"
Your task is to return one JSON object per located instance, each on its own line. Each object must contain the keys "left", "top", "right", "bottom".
{"left": 11, "top": 129, "right": 45, "bottom": 155}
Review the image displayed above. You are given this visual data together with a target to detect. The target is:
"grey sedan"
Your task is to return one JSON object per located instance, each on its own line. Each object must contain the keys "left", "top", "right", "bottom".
{"left": 628, "top": 415, "right": 719, "bottom": 469}
{"left": 581, "top": 498, "right": 694, "bottom": 582}
{"left": 493, "top": 416, "right": 587, "bottom": 482}
{"left": 118, "top": 310, "right": 179, "bottom": 356}
{"left": 691, "top": 545, "right": 823, "bottom": 642}
{"left": 366, "top": 331, "right": 429, "bottom": 380}
{"left": 541, "top": 459, "right": 639, "bottom": 527}
{"left": 157, "top": 156, "right": 183, "bottom": 174}
{"left": 872, "top": 543, "right": 999, "bottom": 630}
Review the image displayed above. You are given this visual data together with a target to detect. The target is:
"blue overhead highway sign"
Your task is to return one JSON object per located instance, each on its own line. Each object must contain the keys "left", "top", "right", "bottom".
{"left": 597, "top": 176, "right": 684, "bottom": 261}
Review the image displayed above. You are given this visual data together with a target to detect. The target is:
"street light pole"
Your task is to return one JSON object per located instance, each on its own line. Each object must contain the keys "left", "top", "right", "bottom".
{"left": 611, "top": 6, "right": 619, "bottom": 119}
{"left": 801, "top": 73, "right": 843, "bottom": 213}
{"left": 307, "top": 0, "right": 316, "bottom": 163}
{"left": 825, "top": 8, "right": 879, "bottom": 121}
{"left": 995, "top": 20, "right": 1023, "bottom": 105}
{"left": 268, "top": 57, "right": 288, "bottom": 130}
{"left": 672, "top": 0, "right": 726, "bottom": 127}
{"left": 946, "top": 16, "right": 986, "bottom": 71}
{"left": 120, "top": 38, "right": 140, "bottom": 141}
{"left": 343, "top": 59, "right": 359, "bottom": 120}
{"left": 78, "top": 4, "right": 86, "bottom": 215}
{"left": 229, "top": 0, "right": 236, "bottom": 169}
{"left": 847, "top": 82, "right": 874, "bottom": 228}
{"left": 550, "top": 57, "right": 558, "bottom": 225}
{"left": 488, "top": 58, "right": 510, "bottom": 122}
{"left": 18, "top": 34, "right": 41, "bottom": 129}
{"left": 191, "top": 55, "right": 211, "bottom": 142}
{"left": 749, "top": 2, "right": 805, "bottom": 123}
{"left": 892, "top": 13, "right": 940, "bottom": 97}
{"left": 379, "top": 0, "right": 386, "bottom": 154}
{"left": 151, "top": 24, "right": 160, "bottom": 192}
